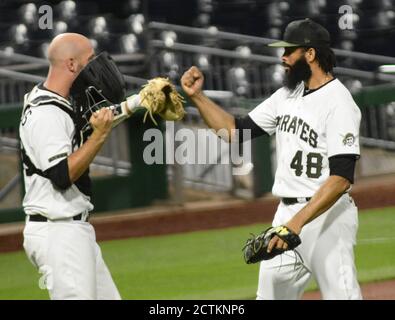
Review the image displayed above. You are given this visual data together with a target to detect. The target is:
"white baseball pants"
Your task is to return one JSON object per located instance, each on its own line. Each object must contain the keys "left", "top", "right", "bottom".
{"left": 256, "top": 193, "right": 362, "bottom": 300}
{"left": 23, "top": 219, "right": 121, "bottom": 300}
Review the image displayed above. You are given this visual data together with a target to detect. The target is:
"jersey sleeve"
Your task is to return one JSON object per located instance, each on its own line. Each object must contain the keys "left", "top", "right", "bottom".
{"left": 326, "top": 101, "right": 361, "bottom": 158}
{"left": 247, "top": 90, "right": 279, "bottom": 135}
{"left": 28, "top": 107, "right": 74, "bottom": 171}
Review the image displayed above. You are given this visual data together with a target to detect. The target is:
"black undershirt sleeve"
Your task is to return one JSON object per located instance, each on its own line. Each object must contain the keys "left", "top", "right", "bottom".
{"left": 234, "top": 115, "right": 268, "bottom": 142}
{"left": 329, "top": 154, "right": 358, "bottom": 184}
{"left": 74, "top": 169, "right": 92, "bottom": 197}
{"left": 44, "top": 158, "right": 72, "bottom": 190}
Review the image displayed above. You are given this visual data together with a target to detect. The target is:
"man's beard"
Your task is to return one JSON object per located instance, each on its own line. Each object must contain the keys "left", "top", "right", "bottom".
{"left": 283, "top": 56, "right": 312, "bottom": 91}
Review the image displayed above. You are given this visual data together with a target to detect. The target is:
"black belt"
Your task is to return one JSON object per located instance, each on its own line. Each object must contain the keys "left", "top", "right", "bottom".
{"left": 28, "top": 213, "right": 88, "bottom": 222}
{"left": 282, "top": 197, "right": 311, "bottom": 205}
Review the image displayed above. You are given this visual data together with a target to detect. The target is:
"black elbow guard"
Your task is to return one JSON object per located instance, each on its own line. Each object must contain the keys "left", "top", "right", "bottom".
{"left": 44, "top": 158, "right": 72, "bottom": 190}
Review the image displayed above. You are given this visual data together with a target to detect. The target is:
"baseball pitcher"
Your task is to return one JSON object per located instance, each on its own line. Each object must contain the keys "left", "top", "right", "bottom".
{"left": 181, "top": 19, "right": 362, "bottom": 300}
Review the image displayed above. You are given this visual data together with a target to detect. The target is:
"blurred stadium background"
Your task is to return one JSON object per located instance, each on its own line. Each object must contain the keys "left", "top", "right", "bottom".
{"left": 0, "top": 0, "right": 395, "bottom": 299}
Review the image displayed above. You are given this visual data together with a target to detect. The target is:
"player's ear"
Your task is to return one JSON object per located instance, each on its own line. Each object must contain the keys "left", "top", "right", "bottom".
{"left": 305, "top": 47, "right": 316, "bottom": 63}
{"left": 66, "top": 58, "right": 79, "bottom": 74}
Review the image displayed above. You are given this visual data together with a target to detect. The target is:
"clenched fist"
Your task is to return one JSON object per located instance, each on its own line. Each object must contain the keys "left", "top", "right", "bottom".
{"left": 90, "top": 107, "right": 114, "bottom": 138}
{"left": 181, "top": 66, "right": 204, "bottom": 98}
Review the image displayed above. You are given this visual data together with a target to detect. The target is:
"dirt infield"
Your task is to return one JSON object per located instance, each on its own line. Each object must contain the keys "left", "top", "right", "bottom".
{"left": 303, "top": 279, "right": 395, "bottom": 300}
{"left": 348, "top": 174, "right": 395, "bottom": 210}
{"left": 0, "top": 196, "right": 279, "bottom": 252}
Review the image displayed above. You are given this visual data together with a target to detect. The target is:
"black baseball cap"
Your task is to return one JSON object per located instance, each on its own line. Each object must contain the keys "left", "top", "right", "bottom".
{"left": 268, "top": 18, "right": 330, "bottom": 48}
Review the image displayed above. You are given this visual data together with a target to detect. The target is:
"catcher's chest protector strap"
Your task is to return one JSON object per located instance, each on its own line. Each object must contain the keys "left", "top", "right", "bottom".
{"left": 20, "top": 144, "right": 47, "bottom": 178}
{"left": 20, "top": 98, "right": 77, "bottom": 179}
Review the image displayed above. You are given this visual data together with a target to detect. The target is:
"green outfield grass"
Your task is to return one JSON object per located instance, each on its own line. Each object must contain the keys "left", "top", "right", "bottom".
{"left": 0, "top": 206, "right": 394, "bottom": 299}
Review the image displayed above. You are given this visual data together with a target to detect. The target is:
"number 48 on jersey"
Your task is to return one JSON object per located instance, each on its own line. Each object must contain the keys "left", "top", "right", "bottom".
{"left": 290, "top": 150, "right": 323, "bottom": 178}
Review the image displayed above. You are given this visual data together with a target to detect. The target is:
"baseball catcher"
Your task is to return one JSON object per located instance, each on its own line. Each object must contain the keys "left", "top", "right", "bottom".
{"left": 243, "top": 226, "right": 301, "bottom": 264}
{"left": 20, "top": 33, "right": 185, "bottom": 300}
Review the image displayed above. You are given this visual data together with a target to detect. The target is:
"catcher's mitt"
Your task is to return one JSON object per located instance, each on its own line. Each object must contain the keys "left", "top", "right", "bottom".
{"left": 242, "top": 225, "right": 301, "bottom": 264}
{"left": 139, "top": 77, "right": 186, "bottom": 125}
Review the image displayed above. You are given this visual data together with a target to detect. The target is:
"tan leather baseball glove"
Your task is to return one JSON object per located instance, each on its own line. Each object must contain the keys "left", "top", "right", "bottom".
{"left": 139, "top": 77, "right": 186, "bottom": 125}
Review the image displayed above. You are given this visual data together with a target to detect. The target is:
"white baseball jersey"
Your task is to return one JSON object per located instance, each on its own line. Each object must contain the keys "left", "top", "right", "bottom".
{"left": 249, "top": 79, "right": 361, "bottom": 198}
{"left": 19, "top": 85, "right": 93, "bottom": 219}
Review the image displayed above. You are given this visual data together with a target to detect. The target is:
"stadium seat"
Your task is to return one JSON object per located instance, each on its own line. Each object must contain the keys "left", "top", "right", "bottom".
{"left": 118, "top": 33, "right": 140, "bottom": 54}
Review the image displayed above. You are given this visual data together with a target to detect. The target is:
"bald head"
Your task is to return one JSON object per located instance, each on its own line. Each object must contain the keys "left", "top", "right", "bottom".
{"left": 44, "top": 33, "right": 95, "bottom": 97}
{"left": 47, "top": 33, "right": 94, "bottom": 68}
